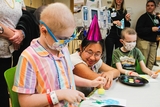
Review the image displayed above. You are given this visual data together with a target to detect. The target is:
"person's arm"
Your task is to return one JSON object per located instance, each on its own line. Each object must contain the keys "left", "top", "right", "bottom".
{"left": 73, "top": 63, "right": 101, "bottom": 80}
{"left": 96, "top": 63, "right": 120, "bottom": 89}
{"left": 0, "top": 23, "right": 14, "bottom": 39}
{"left": 9, "top": 28, "right": 25, "bottom": 45}
{"left": 124, "top": 14, "right": 131, "bottom": 27}
{"left": 18, "top": 89, "right": 85, "bottom": 107}
{"left": 18, "top": 93, "right": 49, "bottom": 107}
{"left": 99, "top": 62, "right": 120, "bottom": 78}
{"left": 115, "top": 62, "right": 139, "bottom": 76}
{"left": 139, "top": 60, "right": 152, "bottom": 75}
{"left": 0, "top": 23, "right": 24, "bottom": 50}
{"left": 74, "top": 75, "right": 104, "bottom": 87}
{"left": 22, "top": 7, "right": 26, "bottom": 10}
{"left": 22, "top": 0, "right": 26, "bottom": 10}
{"left": 139, "top": 60, "right": 158, "bottom": 78}
{"left": 113, "top": 20, "right": 121, "bottom": 27}
{"left": 124, "top": 10, "right": 131, "bottom": 27}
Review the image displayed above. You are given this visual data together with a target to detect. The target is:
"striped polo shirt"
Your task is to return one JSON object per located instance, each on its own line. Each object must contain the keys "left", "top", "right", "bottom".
{"left": 12, "top": 39, "right": 76, "bottom": 107}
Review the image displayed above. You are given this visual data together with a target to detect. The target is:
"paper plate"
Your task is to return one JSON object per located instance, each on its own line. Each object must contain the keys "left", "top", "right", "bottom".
{"left": 118, "top": 75, "right": 149, "bottom": 86}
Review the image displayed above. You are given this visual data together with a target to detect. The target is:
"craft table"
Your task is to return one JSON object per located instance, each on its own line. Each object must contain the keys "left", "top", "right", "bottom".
{"left": 80, "top": 75, "right": 160, "bottom": 107}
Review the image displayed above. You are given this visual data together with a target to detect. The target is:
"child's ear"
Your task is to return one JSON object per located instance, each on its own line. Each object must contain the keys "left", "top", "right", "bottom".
{"left": 40, "top": 26, "right": 47, "bottom": 34}
{"left": 120, "top": 39, "right": 123, "bottom": 44}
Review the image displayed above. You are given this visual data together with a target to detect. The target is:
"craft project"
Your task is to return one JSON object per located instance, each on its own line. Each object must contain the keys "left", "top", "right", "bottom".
{"left": 97, "top": 87, "right": 105, "bottom": 95}
{"left": 81, "top": 96, "right": 126, "bottom": 107}
{"left": 139, "top": 75, "right": 158, "bottom": 83}
{"left": 118, "top": 75, "right": 148, "bottom": 86}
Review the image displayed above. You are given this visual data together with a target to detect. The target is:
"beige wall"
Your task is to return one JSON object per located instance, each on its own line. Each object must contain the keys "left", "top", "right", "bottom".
{"left": 54, "top": 0, "right": 70, "bottom": 9}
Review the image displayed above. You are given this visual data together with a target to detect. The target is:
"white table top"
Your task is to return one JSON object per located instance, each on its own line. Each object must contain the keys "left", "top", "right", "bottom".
{"left": 80, "top": 75, "right": 160, "bottom": 107}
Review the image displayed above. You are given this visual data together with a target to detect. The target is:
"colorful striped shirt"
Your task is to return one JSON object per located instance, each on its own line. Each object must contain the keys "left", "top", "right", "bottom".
{"left": 12, "top": 39, "right": 76, "bottom": 107}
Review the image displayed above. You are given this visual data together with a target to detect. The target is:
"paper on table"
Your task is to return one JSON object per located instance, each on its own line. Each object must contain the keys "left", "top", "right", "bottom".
{"left": 81, "top": 89, "right": 126, "bottom": 107}
{"left": 81, "top": 96, "right": 126, "bottom": 107}
{"left": 139, "top": 75, "right": 158, "bottom": 83}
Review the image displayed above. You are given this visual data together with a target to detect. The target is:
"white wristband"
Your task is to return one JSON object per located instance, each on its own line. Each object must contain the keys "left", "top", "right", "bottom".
{"left": 50, "top": 91, "right": 59, "bottom": 105}
{"left": 125, "top": 70, "right": 129, "bottom": 75}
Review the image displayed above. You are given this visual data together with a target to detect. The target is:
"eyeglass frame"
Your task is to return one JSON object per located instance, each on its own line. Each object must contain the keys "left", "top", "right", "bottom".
{"left": 83, "top": 49, "right": 102, "bottom": 59}
{"left": 39, "top": 20, "right": 76, "bottom": 45}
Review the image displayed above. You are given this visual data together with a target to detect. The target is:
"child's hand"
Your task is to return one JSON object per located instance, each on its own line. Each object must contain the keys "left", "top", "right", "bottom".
{"left": 150, "top": 71, "right": 159, "bottom": 79}
{"left": 91, "top": 76, "right": 105, "bottom": 87}
{"left": 57, "top": 89, "right": 85, "bottom": 103}
{"left": 101, "top": 72, "right": 113, "bottom": 89}
{"left": 128, "top": 71, "right": 139, "bottom": 76}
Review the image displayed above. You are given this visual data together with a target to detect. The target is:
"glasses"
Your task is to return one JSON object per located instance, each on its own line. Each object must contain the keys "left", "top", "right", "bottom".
{"left": 84, "top": 50, "right": 102, "bottom": 58}
{"left": 39, "top": 20, "right": 76, "bottom": 44}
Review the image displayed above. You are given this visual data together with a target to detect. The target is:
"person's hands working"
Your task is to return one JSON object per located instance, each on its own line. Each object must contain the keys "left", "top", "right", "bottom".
{"left": 100, "top": 72, "right": 113, "bottom": 89}
{"left": 56, "top": 89, "right": 85, "bottom": 103}
{"left": 90, "top": 76, "right": 105, "bottom": 87}
{"left": 127, "top": 71, "right": 139, "bottom": 76}
{"left": 150, "top": 71, "right": 159, "bottom": 79}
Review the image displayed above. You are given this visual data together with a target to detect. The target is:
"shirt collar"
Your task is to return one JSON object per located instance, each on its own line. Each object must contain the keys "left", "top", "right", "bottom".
{"left": 30, "top": 38, "right": 64, "bottom": 58}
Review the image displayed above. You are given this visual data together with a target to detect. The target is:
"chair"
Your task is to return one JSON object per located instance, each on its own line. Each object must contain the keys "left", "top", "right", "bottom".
{"left": 4, "top": 66, "right": 20, "bottom": 107}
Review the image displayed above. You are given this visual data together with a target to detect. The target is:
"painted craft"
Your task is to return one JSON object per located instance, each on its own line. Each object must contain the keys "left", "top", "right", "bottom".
{"left": 97, "top": 88, "right": 105, "bottom": 95}
{"left": 118, "top": 75, "right": 149, "bottom": 86}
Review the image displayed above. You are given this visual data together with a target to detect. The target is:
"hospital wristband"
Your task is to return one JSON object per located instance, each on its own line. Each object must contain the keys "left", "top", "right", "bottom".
{"left": 50, "top": 91, "right": 59, "bottom": 105}
{"left": 46, "top": 93, "right": 53, "bottom": 105}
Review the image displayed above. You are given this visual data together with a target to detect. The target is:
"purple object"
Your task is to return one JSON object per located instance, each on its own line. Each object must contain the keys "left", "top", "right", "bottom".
{"left": 87, "top": 15, "right": 102, "bottom": 41}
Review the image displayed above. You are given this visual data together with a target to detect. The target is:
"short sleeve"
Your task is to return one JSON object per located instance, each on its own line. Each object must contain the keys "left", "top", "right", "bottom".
{"left": 136, "top": 48, "right": 145, "bottom": 62}
{"left": 112, "top": 48, "right": 121, "bottom": 65}
{"left": 12, "top": 55, "right": 36, "bottom": 94}
{"left": 70, "top": 52, "right": 88, "bottom": 66}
